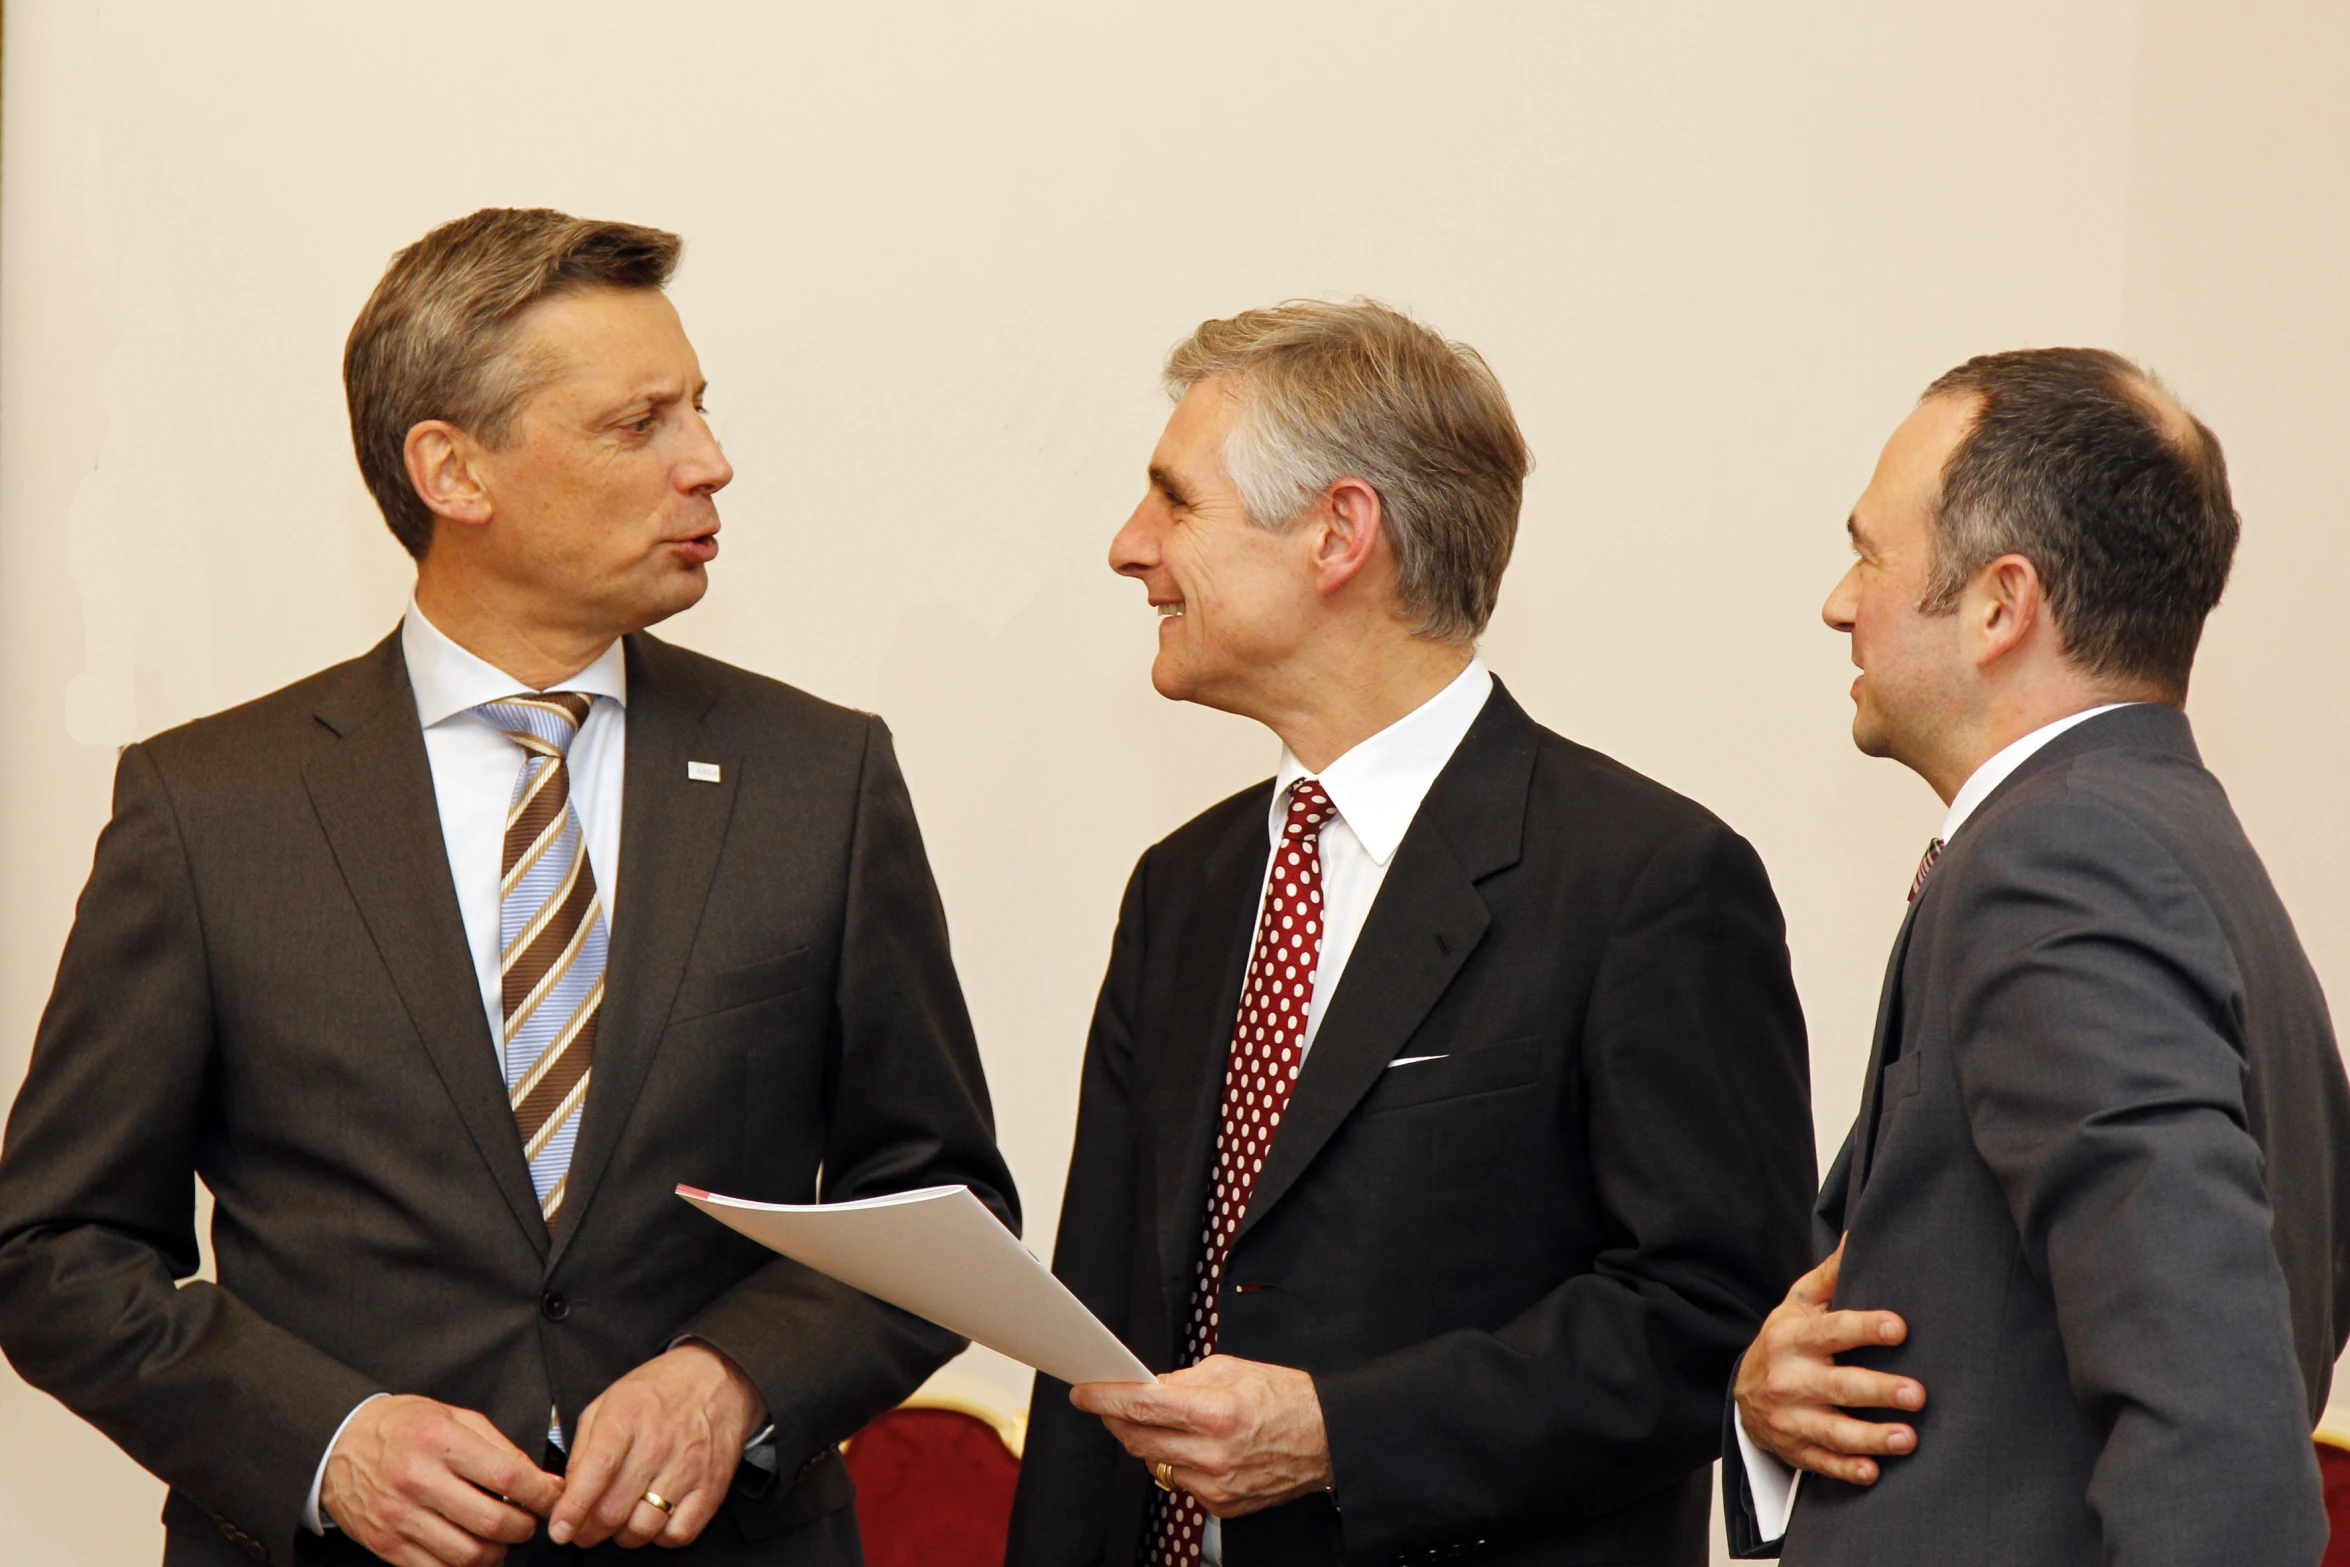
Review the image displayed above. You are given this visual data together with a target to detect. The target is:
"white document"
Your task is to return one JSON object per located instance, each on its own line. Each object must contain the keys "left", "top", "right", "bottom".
{"left": 677, "top": 1183, "right": 1156, "bottom": 1388}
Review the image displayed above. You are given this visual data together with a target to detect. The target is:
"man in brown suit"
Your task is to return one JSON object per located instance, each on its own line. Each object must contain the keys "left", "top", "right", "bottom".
{"left": 0, "top": 209, "right": 1014, "bottom": 1567}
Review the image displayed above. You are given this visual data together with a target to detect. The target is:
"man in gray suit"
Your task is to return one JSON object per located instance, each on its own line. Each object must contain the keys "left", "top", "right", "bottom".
{"left": 0, "top": 209, "right": 1014, "bottom": 1567}
{"left": 1724, "top": 347, "right": 2350, "bottom": 1563}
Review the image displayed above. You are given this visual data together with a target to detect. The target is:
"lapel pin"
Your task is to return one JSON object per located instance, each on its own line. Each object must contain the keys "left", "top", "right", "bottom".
{"left": 687, "top": 761, "right": 723, "bottom": 784}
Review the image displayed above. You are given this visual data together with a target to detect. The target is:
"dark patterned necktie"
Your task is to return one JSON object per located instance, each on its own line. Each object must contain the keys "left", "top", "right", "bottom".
{"left": 475, "top": 691, "right": 607, "bottom": 1228}
{"left": 1908, "top": 836, "right": 1945, "bottom": 904}
{"left": 1145, "top": 779, "right": 1336, "bottom": 1566}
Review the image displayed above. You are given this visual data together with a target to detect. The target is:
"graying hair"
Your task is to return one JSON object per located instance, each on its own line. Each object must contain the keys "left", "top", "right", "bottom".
{"left": 1164, "top": 299, "right": 1530, "bottom": 642}
{"left": 346, "top": 207, "right": 682, "bottom": 559}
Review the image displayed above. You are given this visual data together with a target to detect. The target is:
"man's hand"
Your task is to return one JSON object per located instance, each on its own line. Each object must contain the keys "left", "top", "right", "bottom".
{"left": 547, "top": 1341, "right": 768, "bottom": 1550}
{"left": 1736, "top": 1238, "right": 1926, "bottom": 1485}
{"left": 320, "top": 1394, "right": 564, "bottom": 1567}
{"left": 1071, "top": 1355, "right": 1332, "bottom": 1518}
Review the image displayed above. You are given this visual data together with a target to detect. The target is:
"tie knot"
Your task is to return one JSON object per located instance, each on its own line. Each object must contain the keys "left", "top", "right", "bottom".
{"left": 1284, "top": 778, "right": 1335, "bottom": 837}
{"left": 1908, "top": 836, "right": 1945, "bottom": 903}
{"left": 476, "top": 691, "right": 593, "bottom": 757}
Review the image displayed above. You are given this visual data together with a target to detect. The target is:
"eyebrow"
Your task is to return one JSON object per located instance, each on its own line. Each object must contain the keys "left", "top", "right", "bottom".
{"left": 1148, "top": 463, "right": 1190, "bottom": 506}
{"left": 596, "top": 378, "right": 707, "bottom": 423}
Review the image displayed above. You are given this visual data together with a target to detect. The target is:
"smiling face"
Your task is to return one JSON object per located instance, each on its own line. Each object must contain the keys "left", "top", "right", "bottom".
{"left": 464, "top": 286, "right": 732, "bottom": 638}
{"left": 1822, "top": 393, "right": 1980, "bottom": 767}
{"left": 1108, "top": 379, "right": 1325, "bottom": 715}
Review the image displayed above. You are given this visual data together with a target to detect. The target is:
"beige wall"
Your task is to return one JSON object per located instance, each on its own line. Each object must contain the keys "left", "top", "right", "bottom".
{"left": 2, "top": 4, "right": 2344, "bottom": 1562}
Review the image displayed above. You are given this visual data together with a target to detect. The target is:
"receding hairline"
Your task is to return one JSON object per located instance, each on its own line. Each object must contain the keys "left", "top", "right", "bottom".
{"left": 1924, "top": 361, "right": 2204, "bottom": 468}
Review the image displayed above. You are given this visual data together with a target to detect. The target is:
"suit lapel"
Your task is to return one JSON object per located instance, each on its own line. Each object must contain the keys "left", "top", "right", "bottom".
{"left": 1813, "top": 1133, "right": 1856, "bottom": 1257}
{"left": 549, "top": 633, "right": 738, "bottom": 1261}
{"left": 1850, "top": 896, "right": 1925, "bottom": 1196}
{"left": 1152, "top": 799, "right": 1274, "bottom": 1313}
{"left": 303, "top": 634, "right": 548, "bottom": 1252}
{"left": 1235, "top": 685, "right": 1537, "bottom": 1244}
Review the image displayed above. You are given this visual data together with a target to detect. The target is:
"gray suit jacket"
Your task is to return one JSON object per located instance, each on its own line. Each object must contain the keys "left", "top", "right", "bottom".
{"left": 1723, "top": 703, "right": 2350, "bottom": 1565}
{"left": 0, "top": 630, "right": 1016, "bottom": 1567}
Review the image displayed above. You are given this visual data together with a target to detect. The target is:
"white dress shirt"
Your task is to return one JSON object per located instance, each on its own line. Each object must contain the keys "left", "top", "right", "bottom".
{"left": 1202, "top": 656, "right": 1493, "bottom": 1564}
{"left": 1735, "top": 702, "right": 2140, "bottom": 1544}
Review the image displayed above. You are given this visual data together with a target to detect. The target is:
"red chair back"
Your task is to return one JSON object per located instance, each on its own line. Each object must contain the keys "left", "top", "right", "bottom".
{"left": 2318, "top": 1435, "right": 2350, "bottom": 1565}
{"left": 845, "top": 1404, "right": 1021, "bottom": 1567}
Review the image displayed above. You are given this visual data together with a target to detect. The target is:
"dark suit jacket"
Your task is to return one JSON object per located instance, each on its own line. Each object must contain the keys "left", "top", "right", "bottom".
{"left": 1007, "top": 683, "right": 1816, "bottom": 1567}
{"left": 1723, "top": 703, "right": 2350, "bottom": 1565}
{"left": 0, "top": 630, "right": 1016, "bottom": 1567}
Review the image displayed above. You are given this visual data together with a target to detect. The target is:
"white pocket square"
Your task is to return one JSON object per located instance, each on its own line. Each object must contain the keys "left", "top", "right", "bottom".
{"left": 1385, "top": 1054, "right": 1447, "bottom": 1068}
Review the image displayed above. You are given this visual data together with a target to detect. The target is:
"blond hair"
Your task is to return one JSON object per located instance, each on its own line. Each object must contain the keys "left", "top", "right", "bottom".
{"left": 1164, "top": 299, "right": 1529, "bottom": 641}
{"left": 345, "top": 207, "right": 682, "bottom": 558}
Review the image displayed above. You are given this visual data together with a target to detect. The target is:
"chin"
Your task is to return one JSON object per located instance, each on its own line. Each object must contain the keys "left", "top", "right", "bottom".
{"left": 636, "top": 566, "right": 710, "bottom": 627}
{"left": 1148, "top": 653, "right": 1194, "bottom": 704}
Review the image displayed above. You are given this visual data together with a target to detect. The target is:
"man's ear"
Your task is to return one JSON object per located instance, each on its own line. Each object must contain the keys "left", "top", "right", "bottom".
{"left": 403, "top": 420, "right": 495, "bottom": 528}
{"left": 1311, "top": 477, "right": 1385, "bottom": 597}
{"left": 1966, "top": 552, "right": 2043, "bottom": 669}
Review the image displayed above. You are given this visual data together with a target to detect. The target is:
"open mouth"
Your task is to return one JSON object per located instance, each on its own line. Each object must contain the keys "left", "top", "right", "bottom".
{"left": 1155, "top": 601, "right": 1186, "bottom": 619}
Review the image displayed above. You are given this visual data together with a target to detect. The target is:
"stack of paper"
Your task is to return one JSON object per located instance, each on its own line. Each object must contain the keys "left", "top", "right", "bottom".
{"left": 677, "top": 1183, "right": 1155, "bottom": 1388}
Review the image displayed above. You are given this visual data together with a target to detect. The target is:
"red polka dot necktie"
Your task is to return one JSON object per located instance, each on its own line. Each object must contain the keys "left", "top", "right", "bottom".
{"left": 1146, "top": 778, "right": 1336, "bottom": 1566}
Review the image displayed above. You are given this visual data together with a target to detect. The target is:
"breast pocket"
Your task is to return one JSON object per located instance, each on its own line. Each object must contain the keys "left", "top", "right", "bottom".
{"left": 1358, "top": 1035, "right": 1543, "bottom": 1115}
{"left": 1881, "top": 1050, "right": 1925, "bottom": 1106}
{"left": 673, "top": 947, "right": 818, "bottom": 1024}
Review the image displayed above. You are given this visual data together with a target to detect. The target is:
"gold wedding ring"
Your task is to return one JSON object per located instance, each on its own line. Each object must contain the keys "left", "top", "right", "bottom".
{"left": 1152, "top": 1461, "right": 1177, "bottom": 1493}
{"left": 641, "top": 1490, "right": 676, "bottom": 1515}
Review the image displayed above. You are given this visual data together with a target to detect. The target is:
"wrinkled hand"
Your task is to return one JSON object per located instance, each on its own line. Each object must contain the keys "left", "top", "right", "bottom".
{"left": 548, "top": 1342, "right": 768, "bottom": 1550}
{"left": 1072, "top": 1355, "right": 1332, "bottom": 1518}
{"left": 320, "top": 1394, "right": 564, "bottom": 1567}
{"left": 1736, "top": 1238, "right": 1926, "bottom": 1485}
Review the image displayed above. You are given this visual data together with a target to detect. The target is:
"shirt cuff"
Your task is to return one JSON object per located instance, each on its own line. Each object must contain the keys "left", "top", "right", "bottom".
{"left": 1732, "top": 1409, "right": 1801, "bottom": 1545}
{"left": 305, "top": 1392, "right": 390, "bottom": 1534}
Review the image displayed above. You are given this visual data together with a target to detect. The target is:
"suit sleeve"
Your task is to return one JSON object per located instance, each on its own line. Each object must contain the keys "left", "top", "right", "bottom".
{"left": 1003, "top": 850, "right": 1153, "bottom": 1567}
{"left": 681, "top": 717, "right": 1020, "bottom": 1473}
{"left": 1314, "top": 820, "right": 1817, "bottom": 1552}
{"left": 1719, "top": 1130, "right": 1851, "bottom": 1560}
{"left": 1944, "top": 796, "right": 2326, "bottom": 1566}
{"left": 0, "top": 745, "right": 384, "bottom": 1560}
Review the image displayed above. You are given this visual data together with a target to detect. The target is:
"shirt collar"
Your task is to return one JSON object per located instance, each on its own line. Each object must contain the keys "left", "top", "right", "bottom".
{"left": 1938, "top": 702, "right": 2137, "bottom": 843}
{"left": 1271, "top": 658, "right": 1495, "bottom": 865}
{"left": 401, "top": 598, "right": 629, "bottom": 730}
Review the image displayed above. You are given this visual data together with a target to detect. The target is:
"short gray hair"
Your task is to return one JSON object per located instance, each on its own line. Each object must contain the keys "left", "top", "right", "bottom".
{"left": 1164, "top": 299, "right": 1530, "bottom": 642}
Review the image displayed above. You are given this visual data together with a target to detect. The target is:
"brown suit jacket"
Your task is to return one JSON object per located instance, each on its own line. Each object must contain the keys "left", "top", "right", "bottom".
{"left": 0, "top": 629, "right": 1016, "bottom": 1566}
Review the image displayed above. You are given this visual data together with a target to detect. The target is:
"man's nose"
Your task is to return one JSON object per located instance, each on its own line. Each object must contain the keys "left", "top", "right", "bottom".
{"left": 1822, "top": 563, "right": 1860, "bottom": 633}
{"left": 1109, "top": 502, "right": 1158, "bottom": 577}
{"left": 680, "top": 411, "right": 734, "bottom": 495}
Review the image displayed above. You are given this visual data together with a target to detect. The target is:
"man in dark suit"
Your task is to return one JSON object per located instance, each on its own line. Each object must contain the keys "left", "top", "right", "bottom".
{"left": 0, "top": 209, "right": 1014, "bottom": 1567}
{"left": 1005, "top": 300, "right": 1816, "bottom": 1566}
{"left": 1724, "top": 348, "right": 2350, "bottom": 1564}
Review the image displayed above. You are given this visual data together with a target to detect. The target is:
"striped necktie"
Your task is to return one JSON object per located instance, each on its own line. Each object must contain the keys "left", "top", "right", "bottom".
{"left": 476, "top": 691, "right": 608, "bottom": 1229}
{"left": 1908, "top": 836, "right": 1945, "bottom": 903}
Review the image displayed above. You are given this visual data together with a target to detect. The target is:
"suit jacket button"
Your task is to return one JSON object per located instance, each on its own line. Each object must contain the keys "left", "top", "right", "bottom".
{"left": 540, "top": 1291, "right": 570, "bottom": 1322}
